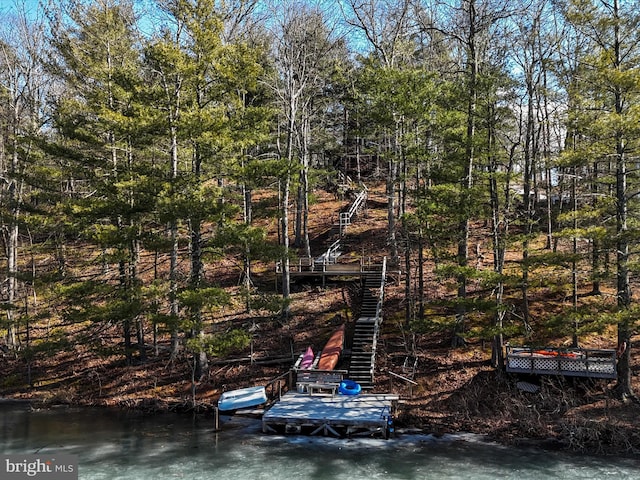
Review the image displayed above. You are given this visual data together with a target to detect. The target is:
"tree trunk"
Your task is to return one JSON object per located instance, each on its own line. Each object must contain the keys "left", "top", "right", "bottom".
{"left": 418, "top": 230, "right": 425, "bottom": 320}
{"left": 521, "top": 77, "right": 536, "bottom": 334}
{"left": 453, "top": 0, "right": 478, "bottom": 347}
{"left": 301, "top": 115, "right": 311, "bottom": 259}
{"left": 5, "top": 109, "right": 22, "bottom": 351}
{"left": 388, "top": 126, "right": 399, "bottom": 265}
{"left": 615, "top": 139, "right": 633, "bottom": 398}
{"left": 243, "top": 182, "right": 253, "bottom": 312}
{"left": 488, "top": 112, "right": 503, "bottom": 368}
{"left": 190, "top": 141, "right": 207, "bottom": 380}
{"left": 404, "top": 237, "right": 411, "bottom": 327}
{"left": 488, "top": 96, "right": 517, "bottom": 367}
{"left": 280, "top": 93, "right": 295, "bottom": 317}
{"left": 590, "top": 161, "right": 601, "bottom": 295}
{"left": 611, "top": 0, "right": 634, "bottom": 400}
{"left": 281, "top": 173, "right": 291, "bottom": 318}
{"left": 190, "top": 215, "right": 208, "bottom": 380}
{"left": 169, "top": 120, "right": 180, "bottom": 359}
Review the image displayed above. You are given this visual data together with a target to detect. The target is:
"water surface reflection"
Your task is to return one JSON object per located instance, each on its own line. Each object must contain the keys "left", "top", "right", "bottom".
{"left": 1, "top": 403, "right": 638, "bottom": 480}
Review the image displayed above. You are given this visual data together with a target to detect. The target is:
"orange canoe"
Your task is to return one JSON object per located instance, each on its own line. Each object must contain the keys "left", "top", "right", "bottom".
{"left": 318, "top": 324, "right": 345, "bottom": 371}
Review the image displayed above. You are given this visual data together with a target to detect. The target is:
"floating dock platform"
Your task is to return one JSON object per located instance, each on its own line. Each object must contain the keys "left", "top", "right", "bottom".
{"left": 262, "top": 392, "right": 398, "bottom": 438}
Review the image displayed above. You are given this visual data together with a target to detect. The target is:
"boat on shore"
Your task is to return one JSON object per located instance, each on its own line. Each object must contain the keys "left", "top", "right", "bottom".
{"left": 299, "top": 346, "right": 315, "bottom": 369}
{"left": 317, "top": 324, "right": 345, "bottom": 370}
{"left": 218, "top": 386, "right": 267, "bottom": 412}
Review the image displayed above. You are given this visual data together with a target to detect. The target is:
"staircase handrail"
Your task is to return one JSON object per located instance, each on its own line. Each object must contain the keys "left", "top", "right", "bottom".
{"left": 339, "top": 188, "right": 367, "bottom": 235}
{"left": 375, "top": 257, "right": 387, "bottom": 324}
{"left": 315, "top": 238, "right": 342, "bottom": 265}
{"left": 348, "top": 189, "right": 367, "bottom": 218}
{"left": 338, "top": 171, "right": 353, "bottom": 186}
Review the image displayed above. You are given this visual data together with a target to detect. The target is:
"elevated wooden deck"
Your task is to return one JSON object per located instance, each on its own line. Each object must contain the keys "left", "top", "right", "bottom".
{"left": 275, "top": 179, "right": 372, "bottom": 282}
{"left": 276, "top": 259, "right": 384, "bottom": 277}
{"left": 262, "top": 391, "right": 398, "bottom": 438}
{"left": 506, "top": 346, "right": 617, "bottom": 379}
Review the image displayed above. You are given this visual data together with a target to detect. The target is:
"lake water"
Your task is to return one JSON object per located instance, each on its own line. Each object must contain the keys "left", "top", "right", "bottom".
{"left": 1, "top": 402, "right": 639, "bottom": 479}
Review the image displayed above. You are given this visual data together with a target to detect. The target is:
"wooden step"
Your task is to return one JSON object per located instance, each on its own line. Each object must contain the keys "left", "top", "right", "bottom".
{"left": 351, "top": 351, "right": 373, "bottom": 356}
{"left": 349, "top": 358, "right": 373, "bottom": 364}
{"left": 350, "top": 346, "right": 373, "bottom": 352}
{"left": 351, "top": 352, "right": 373, "bottom": 358}
{"left": 349, "top": 362, "right": 372, "bottom": 367}
{"left": 353, "top": 338, "right": 374, "bottom": 344}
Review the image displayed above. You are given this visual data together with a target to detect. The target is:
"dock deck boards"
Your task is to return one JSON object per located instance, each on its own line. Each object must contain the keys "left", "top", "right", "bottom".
{"left": 262, "top": 392, "right": 398, "bottom": 437}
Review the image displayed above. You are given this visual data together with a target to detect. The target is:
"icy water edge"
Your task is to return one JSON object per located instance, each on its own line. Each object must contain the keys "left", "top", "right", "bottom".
{"left": 1, "top": 403, "right": 639, "bottom": 480}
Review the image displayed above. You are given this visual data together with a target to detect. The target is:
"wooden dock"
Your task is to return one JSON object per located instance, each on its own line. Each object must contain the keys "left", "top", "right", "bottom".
{"left": 262, "top": 392, "right": 398, "bottom": 438}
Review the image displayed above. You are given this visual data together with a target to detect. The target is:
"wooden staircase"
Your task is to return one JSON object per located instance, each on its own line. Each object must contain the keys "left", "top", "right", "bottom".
{"left": 336, "top": 188, "right": 367, "bottom": 237}
{"left": 348, "top": 269, "right": 385, "bottom": 389}
{"left": 287, "top": 173, "right": 386, "bottom": 389}
{"left": 311, "top": 180, "right": 367, "bottom": 267}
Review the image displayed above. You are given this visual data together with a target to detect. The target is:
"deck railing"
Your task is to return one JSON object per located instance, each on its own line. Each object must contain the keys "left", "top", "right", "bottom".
{"left": 505, "top": 346, "right": 617, "bottom": 379}
{"left": 387, "top": 371, "right": 418, "bottom": 399}
{"left": 277, "top": 257, "right": 385, "bottom": 274}
{"left": 264, "top": 370, "right": 293, "bottom": 402}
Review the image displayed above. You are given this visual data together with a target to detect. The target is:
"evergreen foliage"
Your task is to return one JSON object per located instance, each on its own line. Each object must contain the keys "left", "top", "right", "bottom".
{"left": 1, "top": 0, "right": 639, "bottom": 403}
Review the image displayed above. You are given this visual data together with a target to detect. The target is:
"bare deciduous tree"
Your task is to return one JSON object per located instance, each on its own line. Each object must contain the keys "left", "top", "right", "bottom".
{"left": 0, "top": 5, "right": 50, "bottom": 353}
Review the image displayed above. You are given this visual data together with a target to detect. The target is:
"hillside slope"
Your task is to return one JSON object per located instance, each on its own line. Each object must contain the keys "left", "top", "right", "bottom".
{"left": 1, "top": 183, "right": 639, "bottom": 455}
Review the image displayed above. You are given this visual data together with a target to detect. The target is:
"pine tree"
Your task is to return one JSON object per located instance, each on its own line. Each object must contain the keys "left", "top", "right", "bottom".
{"left": 562, "top": 0, "right": 640, "bottom": 399}
{"left": 145, "top": 0, "right": 272, "bottom": 378}
{"left": 48, "top": 0, "right": 152, "bottom": 364}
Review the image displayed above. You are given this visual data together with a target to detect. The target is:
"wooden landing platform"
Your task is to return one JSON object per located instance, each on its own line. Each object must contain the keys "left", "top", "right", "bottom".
{"left": 262, "top": 392, "right": 398, "bottom": 438}
{"left": 289, "top": 269, "right": 368, "bottom": 279}
{"left": 276, "top": 259, "right": 385, "bottom": 277}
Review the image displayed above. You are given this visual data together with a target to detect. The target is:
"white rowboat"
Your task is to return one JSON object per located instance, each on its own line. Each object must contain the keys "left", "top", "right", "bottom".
{"left": 218, "top": 386, "right": 267, "bottom": 411}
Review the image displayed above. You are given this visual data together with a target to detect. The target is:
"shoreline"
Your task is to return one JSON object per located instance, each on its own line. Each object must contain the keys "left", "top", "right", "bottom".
{"left": 3, "top": 403, "right": 639, "bottom": 480}
{"left": 1, "top": 392, "right": 636, "bottom": 459}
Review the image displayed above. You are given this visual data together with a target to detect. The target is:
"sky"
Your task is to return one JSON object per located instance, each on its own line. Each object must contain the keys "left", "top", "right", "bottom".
{"left": 1, "top": 0, "right": 368, "bottom": 54}
{"left": 1, "top": 0, "right": 161, "bottom": 38}
{"left": 1, "top": 0, "right": 158, "bottom": 20}
{"left": 2, "top": 0, "right": 42, "bottom": 18}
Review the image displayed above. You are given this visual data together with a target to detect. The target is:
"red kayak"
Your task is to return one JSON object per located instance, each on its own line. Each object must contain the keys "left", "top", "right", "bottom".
{"left": 318, "top": 325, "right": 345, "bottom": 371}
